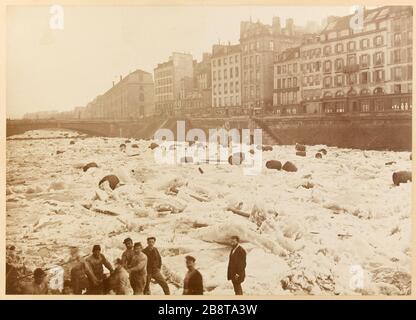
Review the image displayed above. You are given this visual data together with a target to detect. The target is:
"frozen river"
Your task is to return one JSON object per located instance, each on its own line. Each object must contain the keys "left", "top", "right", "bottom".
{"left": 6, "top": 129, "right": 412, "bottom": 295}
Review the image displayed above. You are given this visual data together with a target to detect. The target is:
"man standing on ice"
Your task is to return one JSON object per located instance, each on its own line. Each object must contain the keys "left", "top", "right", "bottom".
{"left": 121, "top": 237, "right": 134, "bottom": 268}
{"left": 227, "top": 236, "right": 246, "bottom": 295}
{"left": 20, "top": 268, "right": 49, "bottom": 294}
{"left": 110, "top": 258, "right": 133, "bottom": 295}
{"left": 69, "top": 247, "right": 89, "bottom": 294}
{"left": 183, "top": 255, "right": 203, "bottom": 295}
{"left": 126, "top": 242, "right": 148, "bottom": 295}
{"left": 143, "top": 237, "right": 170, "bottom": 295}
{"left": 85, "top": 245, "right": 114, "bottom": 294}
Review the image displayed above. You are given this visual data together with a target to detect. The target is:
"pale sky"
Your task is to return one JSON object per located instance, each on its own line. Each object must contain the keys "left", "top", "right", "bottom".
{"left": 6, "top": 5, "right": 354, "bottom": 119}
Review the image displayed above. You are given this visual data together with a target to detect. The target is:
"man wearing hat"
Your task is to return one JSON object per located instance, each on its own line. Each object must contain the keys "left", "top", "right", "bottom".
{"left": 143, "top": 236, "right": 170, "bottom": 295}
{"left": 21, "top": 268, "right": 49, "bottom": 294}
{"left": 227, "top": 236, "right": 246, "bottom": 295}
{"left": 121, "top": 237, "right": 134, "bottom": 269}
{"left": 126, "top": 242, "right": 147, "bottom": 295}
{"left": 183, "top": 256, "right": 203, "bottom": 295}
{"left": 85, "top": 244, "right": 114, "bottom": 294}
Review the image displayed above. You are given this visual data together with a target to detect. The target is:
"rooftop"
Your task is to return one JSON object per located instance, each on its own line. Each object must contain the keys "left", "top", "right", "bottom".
{"left": 212, "top": 44, "right": 241, "bottom": 58}
{"left": 321, "top": 6, "right": 412, "bottom": 34}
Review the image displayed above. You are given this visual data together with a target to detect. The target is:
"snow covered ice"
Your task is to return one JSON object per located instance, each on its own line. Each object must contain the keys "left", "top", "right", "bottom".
{"left": 6, "top": 129, "right": 412, "bottom": 295}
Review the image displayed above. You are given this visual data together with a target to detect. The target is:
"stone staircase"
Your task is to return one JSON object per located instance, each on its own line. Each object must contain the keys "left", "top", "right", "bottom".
{"left": 252, "top": 117, "right": 282, "bottom": 146}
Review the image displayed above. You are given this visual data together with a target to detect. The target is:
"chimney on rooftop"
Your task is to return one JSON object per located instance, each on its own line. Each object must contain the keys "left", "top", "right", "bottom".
{"left": 272, "top": 16, "right": 281, "bottom": 34}
{"left": 285, "top": 18, "right": 294, "bottom": 36}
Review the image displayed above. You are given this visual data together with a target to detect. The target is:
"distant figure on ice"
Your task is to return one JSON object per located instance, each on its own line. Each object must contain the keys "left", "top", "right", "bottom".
{"left": 183, "top": 255, "right": 203, "bottom": 295}
{"left": 85, "top": 245, "right": 114, "bottom": 294}
{"left": 227, "top": 236, "right": 246, "bottom": 295}
{"left": 21, "top": 268, "right": 49, "bottom": 294}
{"left": 110, "top": 258, "right": 133, "bottom": 295}
{"left": 69, "top": 247, "right": 89, "bottom": 294}
{"left": 143, "top": 237, "right": 170, "bottom": 295}
{"left": 126, "top": 242, "right": 147, "bottom": 295}
{"left": 121, "top": 237, "right": 134, "bottom": 268}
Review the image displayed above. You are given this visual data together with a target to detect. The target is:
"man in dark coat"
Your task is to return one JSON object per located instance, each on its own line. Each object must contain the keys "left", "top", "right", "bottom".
{"left": 183, "top": 256, "right": 203, "bottom": 295}
{"left": 142, "top": 237, "right": 170, "bottom": 295}
{"left": 227, "top": 236, "right": 246, "bottom": 295}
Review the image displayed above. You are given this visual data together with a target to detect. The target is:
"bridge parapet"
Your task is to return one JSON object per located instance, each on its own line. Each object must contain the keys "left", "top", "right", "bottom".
{"left": 7, "top": 112, "right": 412, "bottom": 150}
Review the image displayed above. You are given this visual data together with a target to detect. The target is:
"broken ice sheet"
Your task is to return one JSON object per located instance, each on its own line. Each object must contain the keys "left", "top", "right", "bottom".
{"left": 6, "top": 130, "right": 412, "bottom": 295}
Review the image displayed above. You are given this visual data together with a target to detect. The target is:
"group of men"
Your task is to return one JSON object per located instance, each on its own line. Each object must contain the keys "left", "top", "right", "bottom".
{"left": 20, "top": 235, "right": 247, "bottom": 295}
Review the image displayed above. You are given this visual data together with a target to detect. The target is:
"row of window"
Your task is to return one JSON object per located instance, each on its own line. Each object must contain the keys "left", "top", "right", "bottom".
{"left": 300, "top": 61, "right": 321, "bottom": 73}
{"left": 155, "top": 78, "right": 172, "bottom": 86}
{"left": 279, "top": 35, "right": 411, "bottom": 73}
{"left": 242, "top": 40, "right": 275, "bottom": 52}
{"left": 321, "top": 32, "right": 412, "bottom": 56}
{"left": 321, "top": 66, "right": 413, "bottom": 88}
{"left": 243, "top": 86, "right": 261, "bottom": 99}
{"left": 301, "top": 75, "right": 321, "bottom": 87}
{"left": 243, "top": 55, "right": 262, "bottom": 66}
{"left": 243, "top": 70, "right": 261, "bottom": 83}
{"left": 212, "top": 82, "right": 240, "bottom": 95}
{"left": 278, "top": 50, "right": 411, "bottom": 79}
{"left": 275, "top": 50, "right": 411, "bottom": 78}
{"left": 301, "top": 48, "right": 322, "bottom": 60}
{"left": 392, "top": 16, "right": 413, "bottom": 32}
{"left": 212, "top": 55, "right": 240, "bottom": 67}
{"left": 212, "top": 67, "right": 240, "bottom": 81}
{"left": 274, "top": 77, "right": 298, "bottom": 89}
{"left": 323, "top": 88, "right": 385, "bottom": 98}
{"left": 274, "top": 95, "right": 412, "bottom": 111}
{"left": 321, "top": 52, "right": 385, "bottom": 73}
{"left": 322, "top": 99, "right": 412, "bottom": 113}
{"left": 213, "top": 96, "right": 240, "bottom": 107}
{"left": 322, "top": 71, "right": 386, "bottom": 88}
{"left": 323, "top": 36, "right": 385, "bottom": 55}
{"left": 155, "top": 86, "right": 173, "bottom": 94}
{"left": 275, "top": 63, "right": 298, "bottom": 75}
{"left": 273, "top": 91, "right": 298, "bottom": 106}
{"left": 391, "top": 48, "right": 413, "bottom": 64}
{"left": 391, "top": 31, "right": 413, "bottom": 46}
{"left": 298, "top": 36, "right": 385, "bottom": 60}
{"left": 276, "top": 83, "right": 413, "bottom": 103}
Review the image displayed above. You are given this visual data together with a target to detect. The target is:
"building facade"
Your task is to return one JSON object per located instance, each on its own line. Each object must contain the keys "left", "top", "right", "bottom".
{"left": 95, "top": 70, "right": 154, "bottom": 119}
{"left": 36, "top": 5, "right": 412, "bottom": 121}
{"left": 272, "top": 5, "right": 412, "bottom": 117}
{"left": 319, "top": 6, "right": 412, "bottom": 114}
{"left": 178, "top": 53, "right": 213, "bottom": 115}
{"left": 387, "top": 7, "right": 413, "bottom": 110}
{"left": 154, "top": 52, "right": 194, "bottom": 115}
{"left": 299, "top": 36, "right": 323, "bottom": 114}
{"left": 273, "top": 47, "right": 301, "bottom": 115}
{"left": 240, "top": 17, "right": 303, "bottom": 113}
{"left": 211, "top": 44, "right": 242, "bottom": 113}
{"left": 193, "top": 53, "right": 212, "bottom": 113}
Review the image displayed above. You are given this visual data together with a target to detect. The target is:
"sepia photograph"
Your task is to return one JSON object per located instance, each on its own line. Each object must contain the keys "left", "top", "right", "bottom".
{"left": 3, "top": 2, "right": 413, "bottom": 298}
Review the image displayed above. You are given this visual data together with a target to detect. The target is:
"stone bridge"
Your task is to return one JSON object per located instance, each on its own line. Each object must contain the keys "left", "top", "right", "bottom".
{"left": 6, "top": 111, "right": 412, "bottom": 151}
{"left": 6, "top": 118, "right": 166, "bottom": 140}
